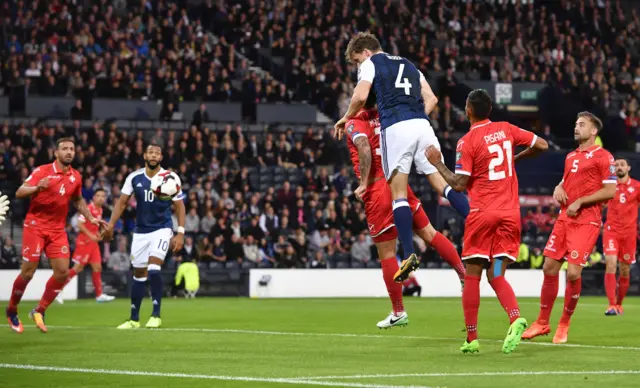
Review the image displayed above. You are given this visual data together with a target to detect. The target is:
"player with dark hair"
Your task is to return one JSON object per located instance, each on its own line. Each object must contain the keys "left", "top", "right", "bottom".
{"left": 6, "top": 137, "right": 107, "bottom": 333}
{"left": 346, "top": 92, "right": 465, "bottom": 328}
{"left": 601, "top": 157, "right": 639, "bottom": 315}
{"left": 426, "top": 89, "right": 549, "bottom": 353}
{"left": 336, "top": 32, "right": 470, "bottom": 283}
{"left": 57, "top": 188, "right": 116, "bottom": 304}
{"left": 523, "top": 111, "right": 616, "bottom": 343}
{"left": 102, "top": 144, "right": 186, "bottom": 329}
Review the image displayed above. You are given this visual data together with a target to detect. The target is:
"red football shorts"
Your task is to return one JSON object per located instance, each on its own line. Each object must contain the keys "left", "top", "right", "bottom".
{"left": 603, "top": 229, "right": 637, "bottom": 264}
{"left": 543, "top": 220, "right": 600, "bottom": 266}
{"left": 22, "top": 224, "right": 70, "bottom": 262}
{"left": 73, "top": 242, "right": 102, "bottom": 265}
{"left": 362, "top": 179, "right": 429, "bottom": 244}
{"left": 462, "top": 209, "right": 521, "bottom": 261}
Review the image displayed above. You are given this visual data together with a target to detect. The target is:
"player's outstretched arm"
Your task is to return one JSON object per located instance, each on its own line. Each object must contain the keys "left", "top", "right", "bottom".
{"left": 514, "top": 136, "right": 549, "bottom": 162}
{"left": 77, "top": 217, "right": 100, "bottom": 243}
{"left": 335, "top": 81, "right": 372, "bottom": 138}
{"left": 353, "top": 136, "right": 372, "bottom": 199}
{"left": 103, "top": 193, "right": 131, "bottom": 241}
{"left": 420, "top": 77, "right": 438, "bottom": 115}
{"left": 425, "top": 146, "right": 469, "bottom": 192}
{"left": 171, "top": 198, "right": 186, "bottom": 252}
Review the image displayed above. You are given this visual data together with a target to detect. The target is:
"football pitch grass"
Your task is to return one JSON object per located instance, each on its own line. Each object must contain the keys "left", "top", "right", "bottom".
{"left": 1, "top": 297, "right": 639, "bottom": 387}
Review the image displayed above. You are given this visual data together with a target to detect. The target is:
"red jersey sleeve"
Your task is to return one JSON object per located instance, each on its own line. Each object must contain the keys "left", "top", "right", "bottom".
{"left": 454, "top": 137, "right": 473, "bottom": 176}
{"left": 601, "top": 152, "right": 617, "bottom": 184}
{"left": 509, "top": 124, "right": 538, "bottom": 148}
{"left": 24, "top": 166, "right": 47, "bottom": 185}
{"left": 346, "top": 118, "right": 373, "bottom": 143}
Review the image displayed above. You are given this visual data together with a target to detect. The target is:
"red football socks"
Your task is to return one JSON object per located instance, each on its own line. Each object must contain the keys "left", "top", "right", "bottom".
{"left": 462, "top": 275, "right": 480, "bottom": 342}
{"left": 8, "top": 274, "right": 31, "bottom": 313}
{"left": 618, "top": 276, "right": 630, "bottom": 306}
{"left": 35, "top": 276, "right": 66, "bottom": 314}
{"left": 537, "top": 273, "right": 559, "bottom": 325}
{"left": 381, "top": 258, "right": 404, "bottom": 314}
{"left": 604, "top": 273, "right": 617, "bottom": 306}
{"left": 92, "top": 271, "right": 103, "bottom": 297}
{"left": 63, "top": 268, "right": 78, "bottom": 287}
{"left": 560, "top": 278, "right": 582, "bottom": 324}
{"left": 431, "top": 232, "right": 465, "bottom": 280}
{"left": 489, "top": 276, "right": 520, "bottom": 324}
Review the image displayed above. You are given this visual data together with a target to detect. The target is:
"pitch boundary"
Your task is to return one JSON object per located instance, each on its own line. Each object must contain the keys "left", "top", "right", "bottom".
{"left": 0, "top": 363, "right": 433, "bottom": 388}
{"left": 36, "top": 325, "right": 640, "bottom": 352}
{"left": 294, "top": 370, "right": 640, "bottom": 380}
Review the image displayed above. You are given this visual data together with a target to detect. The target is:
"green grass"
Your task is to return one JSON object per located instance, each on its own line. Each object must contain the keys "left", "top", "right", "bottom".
{"left": 1, "top": 297, "right": 639, "bottom": 387}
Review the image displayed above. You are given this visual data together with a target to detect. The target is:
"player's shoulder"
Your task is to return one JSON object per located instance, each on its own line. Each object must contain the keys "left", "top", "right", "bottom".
{"left": 127, "top": 168, "right": 146, "bottom": 180}
{"left": 597, "top": 147, "right": 615, "bottom": 161}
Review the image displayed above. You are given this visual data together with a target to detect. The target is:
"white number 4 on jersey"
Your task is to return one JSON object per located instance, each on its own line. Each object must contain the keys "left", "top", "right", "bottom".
{"left": 395, "top": 64, "right": 412, "bottom": 95}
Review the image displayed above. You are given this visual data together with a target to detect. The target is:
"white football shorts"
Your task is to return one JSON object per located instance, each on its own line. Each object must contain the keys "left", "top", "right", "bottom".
{"left": 130, "top": 228, "right": 173, "bottom": 268}
{"left": 380, "top": 118, "right": 443, "bottom": 180}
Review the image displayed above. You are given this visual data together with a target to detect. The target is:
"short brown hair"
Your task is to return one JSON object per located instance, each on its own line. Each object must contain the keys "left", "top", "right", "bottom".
{"left": 56, "top": 137, "right": 75, "bottom": 148}
{"left": 577, "top": 111, "right": 603, "bottom": 133}
{"left": 344, "top": 32, "right": 382, "bottom": 62}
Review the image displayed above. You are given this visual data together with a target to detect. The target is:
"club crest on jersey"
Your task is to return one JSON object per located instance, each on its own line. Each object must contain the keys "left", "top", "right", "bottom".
{"left": 69, "top": 175, "right": 76, "bottom": 183}
{"left": 61, "top": 246, "right": 69, "bottom": 254}
{"left": 629, "top": 187, "right": 635, "bottom": 193}
{"left": 624, "top": 254, "right": 631, "bottom": 260}
{"left": 570, "top": 250, "right": 579, "bottom": 259}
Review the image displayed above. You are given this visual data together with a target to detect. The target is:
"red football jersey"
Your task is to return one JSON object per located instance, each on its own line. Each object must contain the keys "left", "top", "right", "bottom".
{"left": 557, "top": 145, "right": 616, "bottom": 225}
{"left": 76, "top": 202, "right": 103, "bottom": 244}
{"left": 346, "top": 109, "right": 385, "bottom": 180}
{"left": 605, "top": 178, "right": 640, "bottom": 233}
{"left": 24, "top": 162, "right": 82, "bottom": 230}
{"left": 455, "top": 120, "right": 537, "bottom": 211}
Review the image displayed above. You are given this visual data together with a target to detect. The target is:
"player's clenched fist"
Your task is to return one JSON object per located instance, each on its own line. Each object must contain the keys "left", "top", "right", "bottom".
{"left": 0, "top": 192, "right": 9, "bottom": 226}
{"left": 36, "top": 177, "right": 50, "bottom": 191}
{"left": 425, "top": 145, "right": 442, "bottom": 165}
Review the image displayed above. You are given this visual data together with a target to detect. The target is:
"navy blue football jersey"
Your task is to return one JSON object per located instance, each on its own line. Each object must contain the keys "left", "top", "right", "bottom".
{"left": 121, "top": 168, "right": 184, "bottom": 234}
{"left": 358, "top": 53, "right": 428, "bottom": 129}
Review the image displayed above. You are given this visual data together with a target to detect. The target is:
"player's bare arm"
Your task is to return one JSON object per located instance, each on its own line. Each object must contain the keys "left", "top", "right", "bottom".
{"left": 335, "top": 81, "right": 372, "bottom": 139}
{"left": 353, "top": 136, "right": 372, "bottom": 200}
{"left": 171, "top": 199, "right": 186, "bottom": 253}
{"left": 566, "top": 182, "right": 616, "bottom": 217}
{"left": 514, "top": 137, "right": 549, "bottom": 162}
{"left": 103, "top": 193, "right": 131, "bottom": 241}
{"left": 553, "top": 180, "right": 568, "bottom": 205}
{"left": 73, "top": 196, "right": 103, "bottom": 227}
{"left": 78, "top": 218, "right": 100, "bottom": 243}
{"left": 15, "top": 178, "right": 49, "bottom": 199}
{"left": 425, "top": 145, "right": 469, "bottom": 192}
{"left": 420, "top": 77, "right": 438, "bottom": 115}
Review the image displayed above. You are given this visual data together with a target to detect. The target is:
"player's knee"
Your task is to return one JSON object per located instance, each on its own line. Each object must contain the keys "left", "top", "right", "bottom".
{"left": 604, "top": 257, "right": 617, "bottom": 273}
{"left": 465, "top": 261, "right": 483, "bottom": 277}
{"left": 620, "top": 264, "right": 631, "bottom": 278}
{"left": 20, "top": 266, "right": 37, "bottom": 280}
{"left": 566, "top": 271, "right": 581, "bottom": 283}
{"left": 542, "top": 259, "right": 560, "bottom": 276}
{"left": 54, "top": 267, "right": 69, "bottom": 280}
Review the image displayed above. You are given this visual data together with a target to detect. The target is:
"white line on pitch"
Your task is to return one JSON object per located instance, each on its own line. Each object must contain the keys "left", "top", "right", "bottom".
{"left": 35, "top": 325, "right": 640, "bottom": 352}
{"left": 294, "top": 370, "right": 640, "bottom": 380}
{"left": 0, "top": 363, "right": 433, "bottom": 388}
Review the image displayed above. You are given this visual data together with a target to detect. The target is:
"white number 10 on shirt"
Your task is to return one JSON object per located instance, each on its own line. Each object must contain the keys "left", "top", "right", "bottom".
{"left": 488, "top": 140, "right": 513, "bottom": 181}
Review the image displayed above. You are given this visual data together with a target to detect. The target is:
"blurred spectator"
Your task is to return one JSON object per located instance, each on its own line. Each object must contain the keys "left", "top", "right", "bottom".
{"left": 0, "top": 238, "right": 19, "bottom": 269}
{"left": 350, "top": 232, "right": 372, "bottom": 264}
{"left": 106, "top": 236, "right": 130, "bottom": 272}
